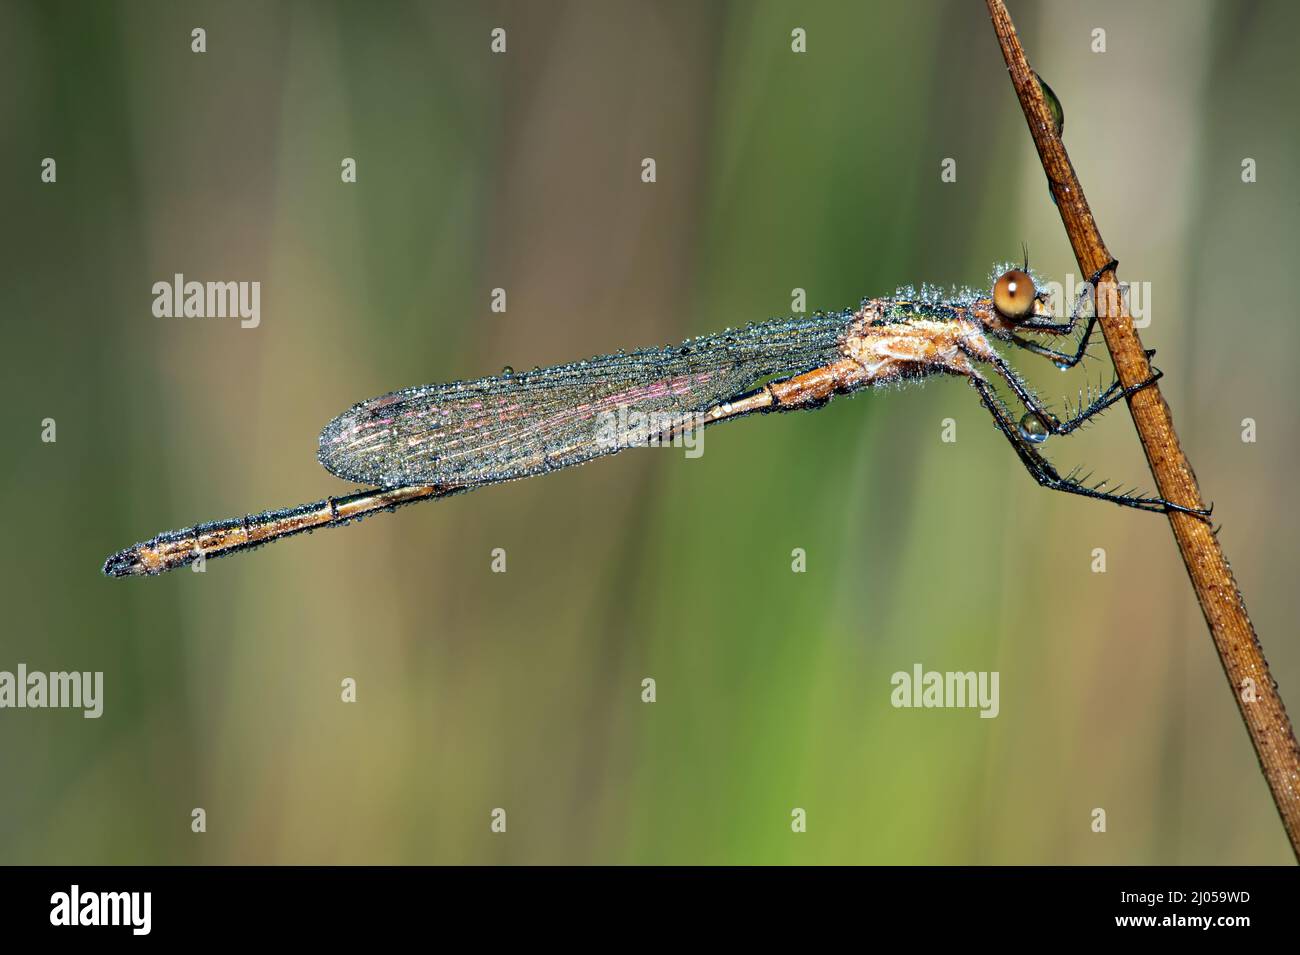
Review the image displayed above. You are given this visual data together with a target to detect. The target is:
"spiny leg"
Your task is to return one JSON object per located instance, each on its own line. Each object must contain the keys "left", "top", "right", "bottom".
{"left": 972, "top": 345, "right": 1163, "bottom": 437}
{"left": 1051, "top": 363, "right": 1163, "bottom": 437}
{"left": 1010, "top": 310, "right": 1097, "bottom": 368}
{"left": 1008, "top": 280, "right": 1097, "bottom": 365}
{"left": 965, "top": 370, "right": 1209, "bottom": 516}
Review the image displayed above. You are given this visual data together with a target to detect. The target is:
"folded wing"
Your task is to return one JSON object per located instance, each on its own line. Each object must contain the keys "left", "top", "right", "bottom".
{"left": 317, "top": 313, "right": 853, "bottom": 487}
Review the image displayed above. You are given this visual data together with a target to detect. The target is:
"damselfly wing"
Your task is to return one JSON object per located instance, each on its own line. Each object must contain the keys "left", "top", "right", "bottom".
{"left": 318, "top": 314, "right": 852, "bottom": 487}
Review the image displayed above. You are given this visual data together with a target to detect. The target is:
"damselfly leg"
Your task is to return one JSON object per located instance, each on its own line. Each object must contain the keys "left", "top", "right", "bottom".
{"left": 974, "top": 345, "right": 1163, "bottom": 438}
{"left": 963, "top": 363, "right": 1206, "bottom": 515}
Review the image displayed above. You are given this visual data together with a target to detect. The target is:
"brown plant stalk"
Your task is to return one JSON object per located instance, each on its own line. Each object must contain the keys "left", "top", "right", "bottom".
{"left": 986, "top": 0, "right": 1300, "bottom": 860}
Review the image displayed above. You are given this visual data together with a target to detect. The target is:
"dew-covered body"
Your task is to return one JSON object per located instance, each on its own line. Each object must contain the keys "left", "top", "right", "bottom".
{"left": 103, "top": 264, "right": 1205, "bottom": 577}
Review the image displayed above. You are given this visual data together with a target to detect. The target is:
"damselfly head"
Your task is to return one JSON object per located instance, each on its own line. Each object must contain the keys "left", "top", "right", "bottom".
{"left": 992, "top": 268, "right": 1038, "bottom": 322}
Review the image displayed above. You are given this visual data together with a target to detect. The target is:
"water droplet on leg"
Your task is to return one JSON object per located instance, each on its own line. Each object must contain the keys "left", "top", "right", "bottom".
{"left": 1019, "top": 413, "right": 1050, "bottom": 444}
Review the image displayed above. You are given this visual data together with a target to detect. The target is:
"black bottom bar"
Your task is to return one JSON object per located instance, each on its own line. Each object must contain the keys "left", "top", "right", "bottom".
{"left": 0, "top": 865, "right": 1290, "bottom": 940}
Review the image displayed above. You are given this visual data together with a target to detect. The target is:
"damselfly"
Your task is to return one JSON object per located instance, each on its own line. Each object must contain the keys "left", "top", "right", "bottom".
{"left": 102, "top": 262, "right": 1207, "bottom": 577}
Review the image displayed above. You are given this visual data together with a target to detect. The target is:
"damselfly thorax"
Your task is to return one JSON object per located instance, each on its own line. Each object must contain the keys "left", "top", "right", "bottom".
{"left": 104, "top": 262, "right": 1206, "bottom": 577}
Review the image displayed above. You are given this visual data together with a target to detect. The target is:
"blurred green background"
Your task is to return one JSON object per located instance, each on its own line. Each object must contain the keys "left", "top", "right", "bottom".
{"left": 1, "top": 0, "right": 1297, "bottom": 864}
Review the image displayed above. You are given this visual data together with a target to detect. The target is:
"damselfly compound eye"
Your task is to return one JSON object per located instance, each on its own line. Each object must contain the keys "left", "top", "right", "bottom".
{"left": 993, "top": 269, "right": 1037, "bottom": 321}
